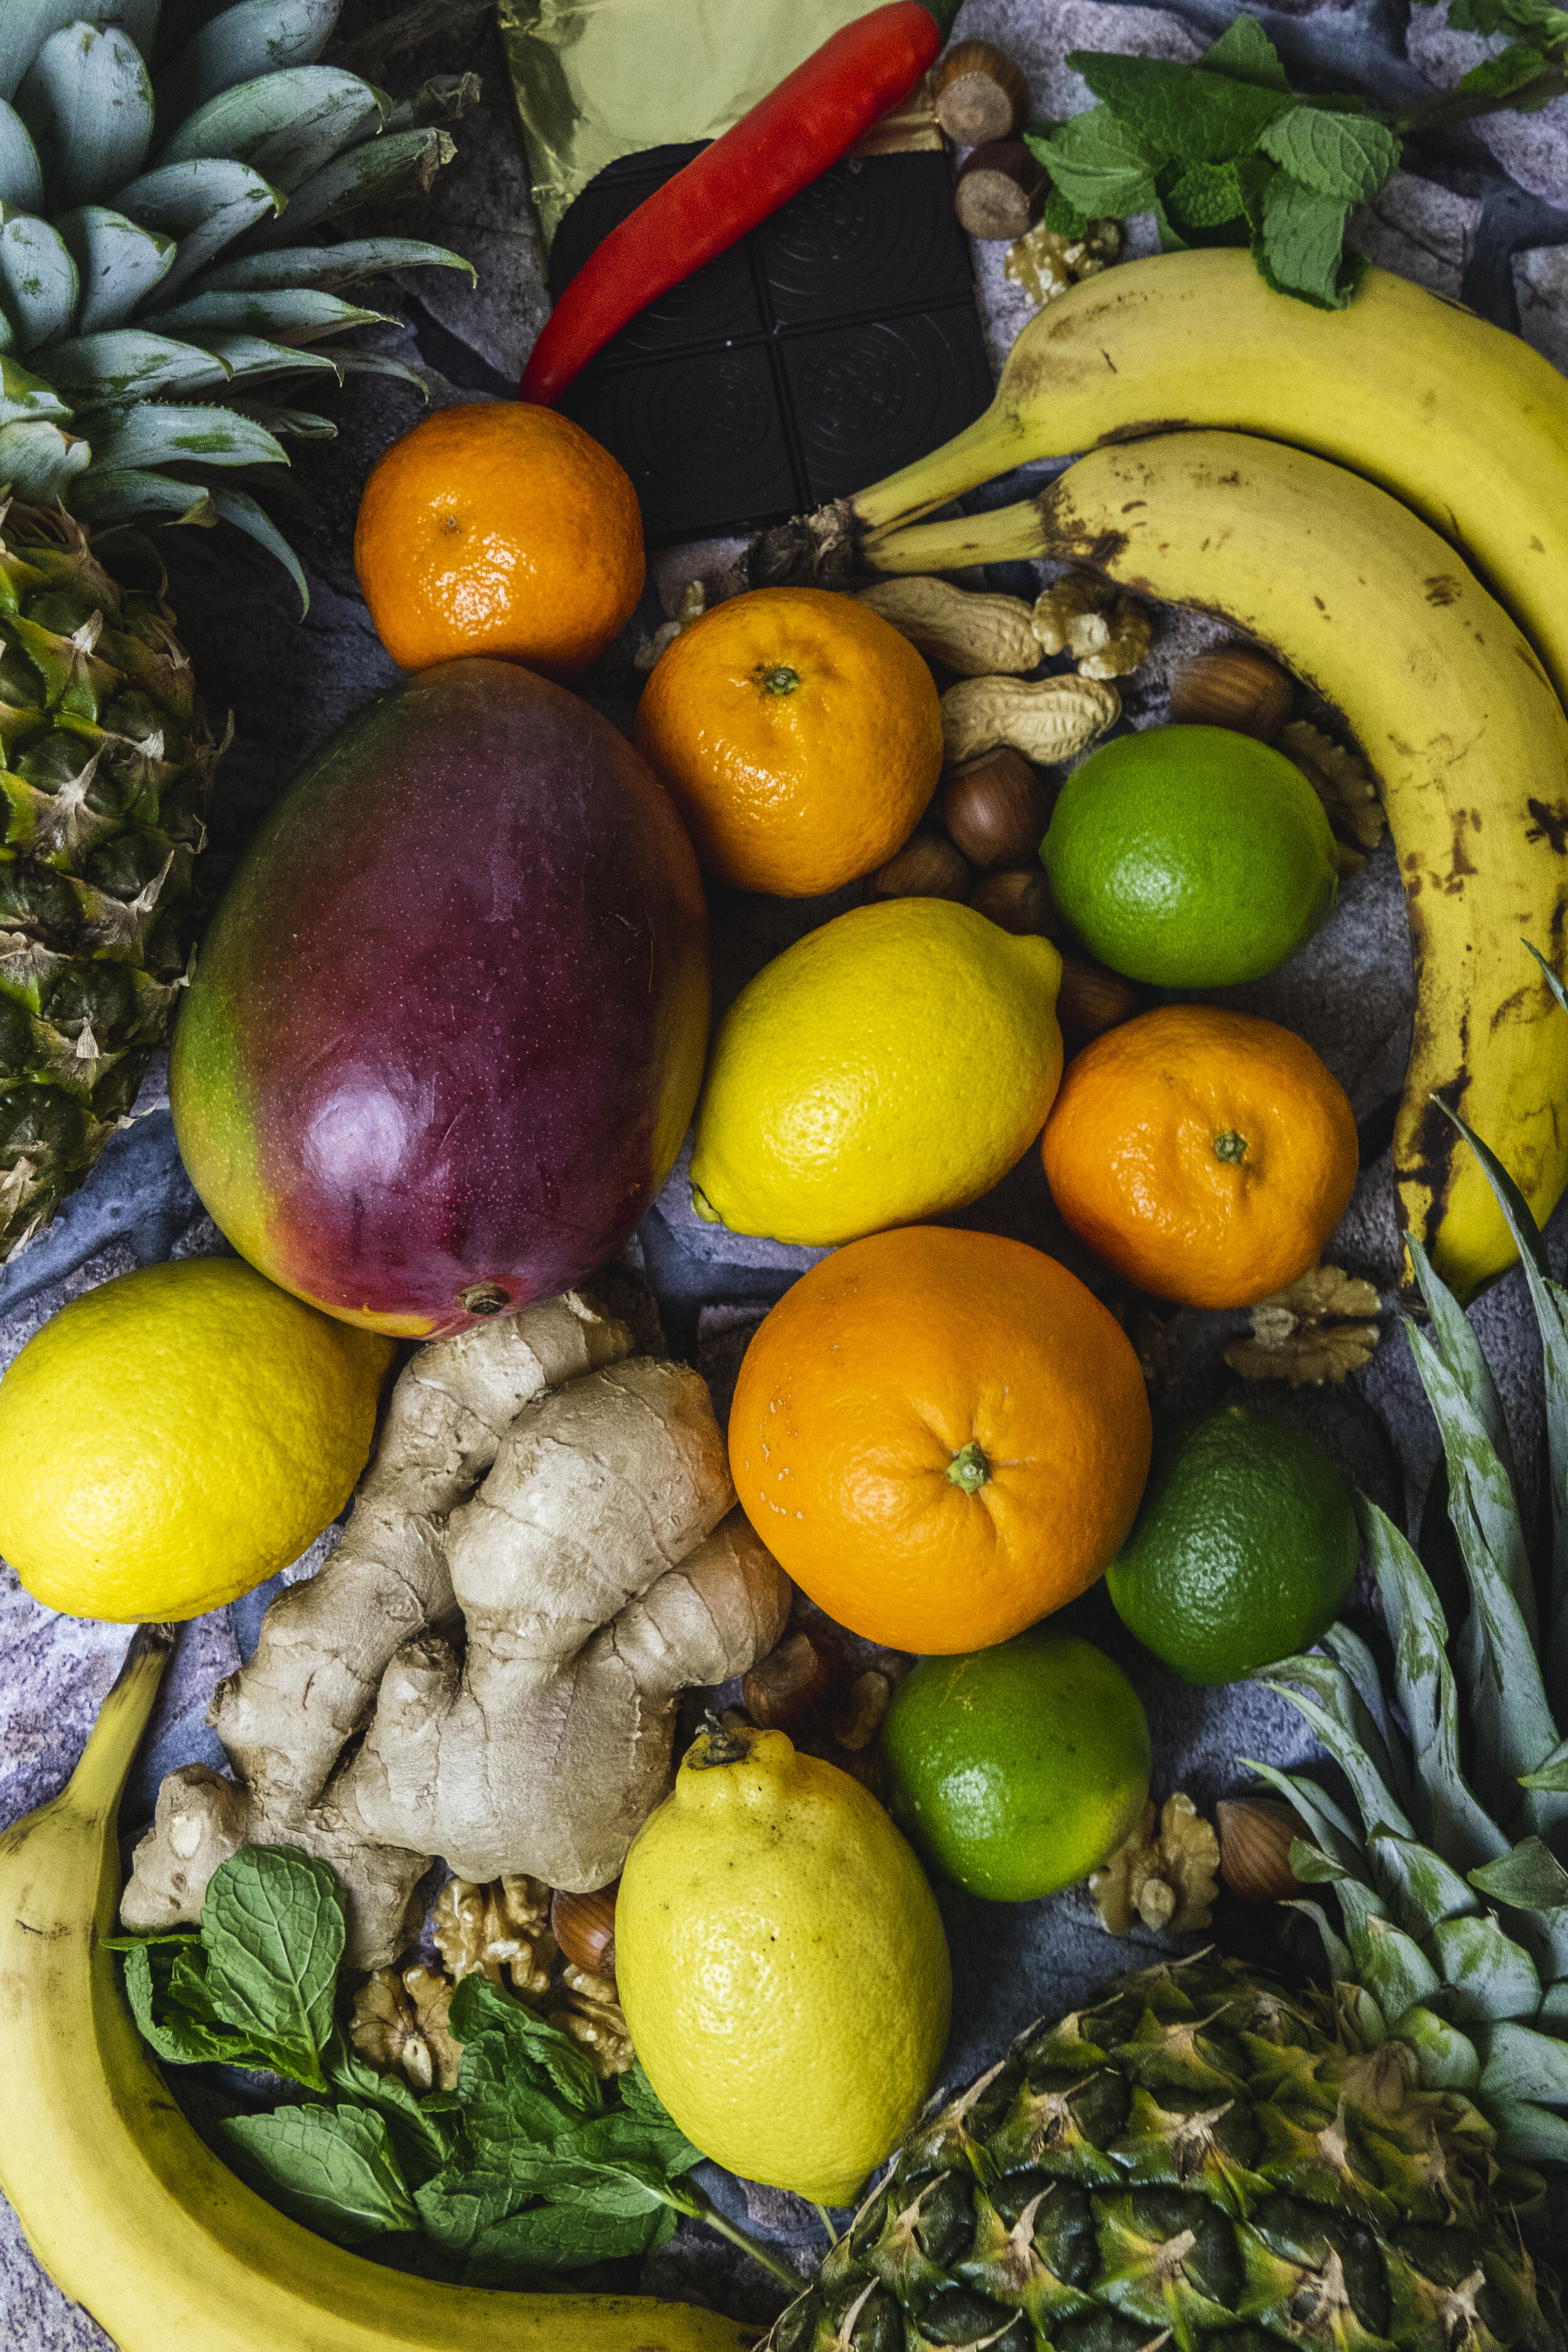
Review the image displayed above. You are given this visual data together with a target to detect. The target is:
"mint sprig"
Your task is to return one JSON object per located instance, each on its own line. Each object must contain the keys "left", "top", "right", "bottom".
{"left": 1022, "top": 4, "right": 1568, "bottom": 312}
{"left": 112, "top": 1849, "right": 800, "bottom": 2289}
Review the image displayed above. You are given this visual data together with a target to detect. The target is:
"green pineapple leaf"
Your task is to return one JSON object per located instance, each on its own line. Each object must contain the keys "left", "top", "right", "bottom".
{"left": 69, "top": 466, "right": 214, "bottom": 525}
{"left": 206, "top": 483, "right": 308, "bottom": 612}
{"left": 0, "top": 414, "right": 88, "bottom": 498}
{"left": 1323, "top": 1623, "right": 1416, "bottom": 1814}
{"left": 1237, "top": 1755, "right": 1367, "bottom": 1867}
{"left": 155, "top": 0, "right": 339, "bottom": 123}
{"left": 0, "top": 211, "right": 78, "bottom": 350}
{"left": 114, "top": 159, "right": 282, "bottom": 300}
{"left": 157, "top": 65, "right": 384, "bottom": 193}
{"left": 191, "top": 238, "right": 477, "bottom": 297}
{"left": 46, "top": 327, "right": 230, "bottom": 403}
{"left": 16, "top": 22, "right": 153, "bottom": 211}
{"left": 1263, "top": 1667, "right": 1418, "bottom": 1841}
{"left": 1471, "top": 1836, "right": 1568, "bottom": 1909}
{"left": 140, "top": 287, "right": 388, "bottom": 342}
{"left": 55, "top": 206, "right": 176, "bottom": 334}
{"left": 0, "top": 100, "right": 44, "bottom": 210}
{"left": 246, "top": 124, "right": 457, "bottom": 246}
{"left": 87, "top": 400, "right": 289, "bottom": 472}
{"left": 197, "top": 333, "right": 341, "bottom": 389}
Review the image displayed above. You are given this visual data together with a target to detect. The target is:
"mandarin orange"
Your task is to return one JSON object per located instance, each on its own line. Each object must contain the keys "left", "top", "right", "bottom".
{"left": 354, "top": 403, "right": 644, "bottom": 677}
{"left": 728, "top": 1226, "right": 1151, "bottom": 1653}
{"left": 1041, "top": 1005, "right": 1358, "bottom": 1309}
{"left": 634, "top": 587, "right": 941, "bottom": 896}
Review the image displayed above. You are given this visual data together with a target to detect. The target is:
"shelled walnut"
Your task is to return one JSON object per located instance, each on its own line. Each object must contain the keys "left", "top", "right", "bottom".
{"left": 1005, "top": 216, "right": 1122, "bottom": 309}
{"left": 551, "top": 1960, "right": 635, "bottom": 2079}
{"left": 1090, "top": 1794, "right": 1220, "bottom": 1936}
{"left": 349, "top": 1961, "right": 464, "bottom": 2092}
{"left": 1224, "top": 1264, "right": 1381, "bottom": 1387}
{"left": 1278, "top": 720, "right": 1385, "bottom": 875}
{"left": 434, "top": 1872, "right": 555, "bottom": 1998}
{"left": 1031, "top": 571, "right": 1150, "bottom": 679}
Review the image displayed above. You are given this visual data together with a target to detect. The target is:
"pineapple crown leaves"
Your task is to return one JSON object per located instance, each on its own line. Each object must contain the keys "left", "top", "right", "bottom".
{"left": 1255, "top": 945, "right": 1568, "bottom": 2190}
{"left": 0, "top": 1, "right": 477, "bottom": 612}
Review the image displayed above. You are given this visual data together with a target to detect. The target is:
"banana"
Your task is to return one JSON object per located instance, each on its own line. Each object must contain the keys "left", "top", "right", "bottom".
{"left": 0, "top": 1626, "right": 755, "bottom": 2352}
{"left": 864, "top": 432, "right": 1568, "bottom": 1303}
{"left": 748, "top": 250, "right": 1568, "bottom": 707}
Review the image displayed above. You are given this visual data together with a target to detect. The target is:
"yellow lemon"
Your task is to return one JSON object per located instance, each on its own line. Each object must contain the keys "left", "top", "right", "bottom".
{"left": 616, "top": 1722, "right": 951, "bottom": 2206}
{"left": 0, "top": 1258, "right": 395, "bottom": 1621}
{"left": 689, "top": 897, "right": 1062, "bottom": 1245}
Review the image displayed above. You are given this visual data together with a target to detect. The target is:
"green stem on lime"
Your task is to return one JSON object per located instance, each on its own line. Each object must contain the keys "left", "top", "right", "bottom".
{"left": 671, "top": 2182, "right": 805, "bottom": 2291}
{"left": 756, "top": 664, "right": 800, "bottom": 696}
{"left": 948, "top": 1440, "right": 991, "bottom": 1495}
{"left": 1214, "top": 1130, "right": 1249, "bottom": 1163}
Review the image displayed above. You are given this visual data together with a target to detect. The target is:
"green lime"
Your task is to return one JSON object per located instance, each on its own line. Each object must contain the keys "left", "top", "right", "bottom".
{"left": 1106, "top": 1404, "right": 1358, "bottom": 1683}
{"left": 1042, "top": 724, "right": 1338, "bottom": 987}
{"left": 878, "top": 1628, "right": 1151, "bottom": 1902}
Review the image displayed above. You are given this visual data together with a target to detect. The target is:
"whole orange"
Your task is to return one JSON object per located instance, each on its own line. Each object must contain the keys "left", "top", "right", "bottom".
{"left": 354, "top": 402, "right": 644, "bottom": 677}
{"left": 728, "top": 1226, "right": 1151, "bottom": 1653}
{"left": 1041, "top": 1005, "right": 1359, "bottom": 1308}
{"left": 634, "top": 587, "right": 942, "bottom": 896}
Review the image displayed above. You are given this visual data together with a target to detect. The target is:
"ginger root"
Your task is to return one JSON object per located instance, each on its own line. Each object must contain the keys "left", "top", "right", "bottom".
{"left": 121, "top": 1298, "right": 790, "bottom": 1967}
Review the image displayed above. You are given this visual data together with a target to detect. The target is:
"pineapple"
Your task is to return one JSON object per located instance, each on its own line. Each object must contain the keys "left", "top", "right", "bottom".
{"left": 0, "top": 0, "right": 471, "bottom": 1258}
{"left": 768, "top": 992, "right": 1568, "bottom": 2352}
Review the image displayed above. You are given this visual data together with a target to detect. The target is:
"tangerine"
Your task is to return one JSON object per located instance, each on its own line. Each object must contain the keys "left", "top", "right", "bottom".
{"left": 354, "top": 403, "right": 644, "bottom": 677}
{"left": 728, "top": 1226, "right": 1152, "bottom": 1653}
{"left": 1041, "top": 1005, "right": 1358, "bottom": 1309}
{"left": 634, "top": 586, "right": 942, "bottom": 896}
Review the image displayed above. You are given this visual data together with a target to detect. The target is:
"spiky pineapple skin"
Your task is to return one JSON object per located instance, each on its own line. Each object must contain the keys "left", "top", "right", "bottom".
{"left": 0, "top": 502, "right": 215, "bottom": 1256}
{"left": 769, "top": 1957, "right": 1564, "bottom": 2352}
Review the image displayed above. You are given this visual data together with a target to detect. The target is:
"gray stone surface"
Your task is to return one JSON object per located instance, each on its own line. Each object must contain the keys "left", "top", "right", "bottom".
{"left": 3, "top": 0, "right": 1568, "bottom": 2339}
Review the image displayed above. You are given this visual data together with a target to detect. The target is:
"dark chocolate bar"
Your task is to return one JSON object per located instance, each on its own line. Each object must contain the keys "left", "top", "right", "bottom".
{"left": 550, "top": 143, "right": 992, "bottom": 544}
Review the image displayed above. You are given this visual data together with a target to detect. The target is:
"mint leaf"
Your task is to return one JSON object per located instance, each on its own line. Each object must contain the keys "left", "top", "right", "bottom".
{"left": 200, "top": 1847, "right": 345, "bottom": 2089}
{"left": 1257, "top": 176, "right": 1364, "bottom": 309}
{"left": 1025, "top": 107, "right": 1163, "bottom": 217}
{"left": 1040, "top": 184, "right": 1093, "bottom": 238}
{"left": 464, "top": 2200, "right": 670, "bottom": 2284}
{"left": 121, "top": 1939, "right": 321, "bottom": 2083}
{"left": 414, "top": 2164, "right": 521, "bottom": 2259}
{"left": 324, "top": 2040, "right": 462, "bottom": 2189}
{"left": 222, "top": 2105, "right": 418, "bottom": 2249}
{"left": 1200, "top": 13, "right": 1290, "bottom": 87}
{"left": 1458, "top": 38, "right": 1554, "bottom": 92}
{"left": 1165, "top": 158, "right": 1249, "bottom": 226}
{"left": 1444, "top": 0, "right": 1568, "bottom": 43}
{"left": 1066, "top": 52, "right": 1293, "bottom": 160}
{"left": 448, "top": 1977, "right": 601, "bottom": 2117}
{"left": 619, "top": 2062, "right": 702, "bottom": 2173}
{"left": 1258, "top": 106, "right": 1401, "bottom": 199}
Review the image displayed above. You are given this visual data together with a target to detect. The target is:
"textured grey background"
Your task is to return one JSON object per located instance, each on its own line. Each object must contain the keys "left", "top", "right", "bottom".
{"left": 1, "top": 0, "right": 1567, "bottom": 2338}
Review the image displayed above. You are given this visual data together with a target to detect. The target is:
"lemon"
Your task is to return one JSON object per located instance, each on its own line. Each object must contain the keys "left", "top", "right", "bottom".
{"left": 0, "top": 1258, "right": 395, "bottom": 1622}
{"left": 689, "top": 898, "right": 1063, "bottom": 1245}
{"left": 616, "top": 1722, "right": 951, "bottom": 2206}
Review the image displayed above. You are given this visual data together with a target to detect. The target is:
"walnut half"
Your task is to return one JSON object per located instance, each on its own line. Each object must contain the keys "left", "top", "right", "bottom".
{"left": 1224, "top": 1265, "right": 1381, "bottom": 1387}
{"left": 349, "top": 1961, "right": 464, "bottom": 2091}
{"left": 434, "top": 1872, "right": 555, "bottom": 1998}
{"left": 1031, "top": 570, "right": 1151, "bottom": 681}
{"left": 1091, "top": 1794, "right": 1220, "bottom": 1936}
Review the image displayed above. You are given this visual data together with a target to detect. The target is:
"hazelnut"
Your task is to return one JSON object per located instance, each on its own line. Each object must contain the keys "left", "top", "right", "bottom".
{"left": 968, "top": 866, "right": 1056, "bottom": 936}
{"left": 1216, "top": 1798, "right": 1311, "bottom": 1902}
{"left": 934, "top": 40, "right": 1030, "bottom": 144}
{"left": 550, "top": 1881, "right": 619, "bottom": 1978}
{"left": 743, "top": 1628, "right": 850, "bottom": 1745}
{"left": 867, "top": 834, "right": 972, "bottom": 903}
{"left": 954, "top": 142, "right": 1046, "bottom": 242}
{"left": 941, "top": 748, "right": 1053, "bottom": 871}
{"left": 1056, "top": 950, "right": 1138, "bottom": 1037}
{"left": 1170, "top": 648, "right": 1293, "bottom": 742}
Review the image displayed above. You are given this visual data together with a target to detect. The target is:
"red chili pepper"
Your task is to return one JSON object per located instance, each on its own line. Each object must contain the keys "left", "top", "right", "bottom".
{"left": 518, "top": 3, "right": 943, "bottom": 408}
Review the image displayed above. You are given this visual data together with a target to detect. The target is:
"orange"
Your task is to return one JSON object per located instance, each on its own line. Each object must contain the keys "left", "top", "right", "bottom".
{"left": 634, "top": 587, "right": 942, "bottom": 896}
{"left": 354, "top": 402, "right": 644, "bottom": 677}
{"left": 728, "top": 1226, "right": 1152, "bottom": 1653}
{"left": 1041, "top": 1005, "right": 1359, "bottom": 1309}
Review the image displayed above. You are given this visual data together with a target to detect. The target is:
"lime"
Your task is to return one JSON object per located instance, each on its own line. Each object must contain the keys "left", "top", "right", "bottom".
{"left": 878, "top": 1628, "right": 1151, "bottom": 1901}
{"left": 1106, "top": 1403, "right": 1358, "bottom": 1682}
{"left": 1042, "top": 724, "right": 1338, "bottom": 987}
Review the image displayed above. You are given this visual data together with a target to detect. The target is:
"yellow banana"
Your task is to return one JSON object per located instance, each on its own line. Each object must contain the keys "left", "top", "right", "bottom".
{"left": 750, "top": 250, "right": 1568, "bottom": 707}
{"left": 865, "top": 433, "right": 1568, "bottom": 1301}
{"left": 0, "top": 1626, "right": 755, "bottom": 2352}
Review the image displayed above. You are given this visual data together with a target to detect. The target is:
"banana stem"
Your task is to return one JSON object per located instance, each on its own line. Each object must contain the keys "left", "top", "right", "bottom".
{"left": 852, "top": 406, "right": 1037, "bottom": 539}
{"left": 65, "top": 1624, "right": 175, "bottom": 1819}
{"left": 862, "top": 498, "right": 1054, "bottom": 575}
